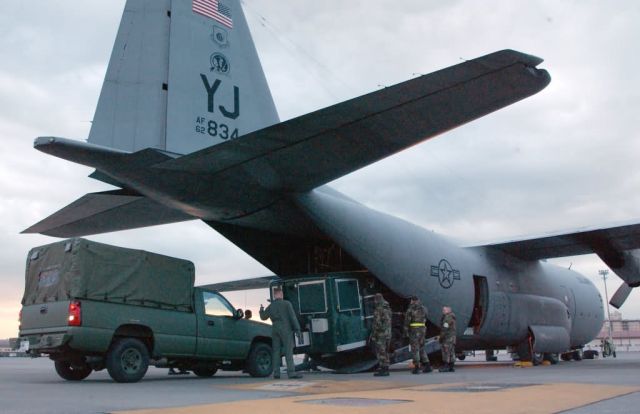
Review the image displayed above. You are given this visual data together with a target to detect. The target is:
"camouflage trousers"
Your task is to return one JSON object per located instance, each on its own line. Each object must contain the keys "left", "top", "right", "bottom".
{"left": 372, "top": 335, "right": 391, "bottom": 368}
{"left": 441, "top": 338, "right": 456, "bottom": 364}
{"left": 409, "top": 327, "right": 430, "bottom": 366}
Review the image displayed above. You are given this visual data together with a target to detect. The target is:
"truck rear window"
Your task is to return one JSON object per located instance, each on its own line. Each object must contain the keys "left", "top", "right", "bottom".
{"left": 38, "top": 268, "right": 60, "bottom": 288}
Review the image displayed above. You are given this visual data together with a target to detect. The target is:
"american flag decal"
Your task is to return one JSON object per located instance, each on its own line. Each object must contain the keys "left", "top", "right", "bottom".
{"left": 193, "top": 0, "right": 233, "bottom": 29}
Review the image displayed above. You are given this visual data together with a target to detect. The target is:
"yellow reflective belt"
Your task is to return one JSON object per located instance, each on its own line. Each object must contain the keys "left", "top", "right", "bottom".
{"left": 410, "top": 323, "right": 425, "bottom": 327}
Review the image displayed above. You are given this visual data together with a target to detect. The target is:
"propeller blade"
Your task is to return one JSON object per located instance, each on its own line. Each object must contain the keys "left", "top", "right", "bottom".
{"left": 610, "top": 282, "right": 634, "bottom": 309}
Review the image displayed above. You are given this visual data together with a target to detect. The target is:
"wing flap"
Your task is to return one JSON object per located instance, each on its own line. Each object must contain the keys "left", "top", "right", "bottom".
{"left": 22, "top": 190, "right": 193, "bottom": 237}
{"left": 157, "top": 49, "right": 550, "bottom": 191}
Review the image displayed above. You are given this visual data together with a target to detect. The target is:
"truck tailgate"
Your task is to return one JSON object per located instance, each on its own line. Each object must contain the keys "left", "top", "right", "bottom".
{"left": 21, "top": 301, "right": 70, "bottom": 331}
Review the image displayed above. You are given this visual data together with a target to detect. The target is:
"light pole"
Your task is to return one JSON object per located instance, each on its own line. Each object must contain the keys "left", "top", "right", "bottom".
{"left": 599, "top": 269, "right": 613, "bottom": 340}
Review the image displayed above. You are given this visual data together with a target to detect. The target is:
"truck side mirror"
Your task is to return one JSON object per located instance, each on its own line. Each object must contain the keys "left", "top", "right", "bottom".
{"left": 235, "top": 309, "right": 244, "bottom": 319}
{"left": 244, "top": 309, "right": 252, "bottom": 319}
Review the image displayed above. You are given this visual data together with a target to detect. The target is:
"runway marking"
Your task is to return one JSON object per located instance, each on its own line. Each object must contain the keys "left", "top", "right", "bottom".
{"left": 117, "top": 383, "right": 640, "bottom": 414}
{"left": 225, "top": 379, "right": 412, "bottom": 394}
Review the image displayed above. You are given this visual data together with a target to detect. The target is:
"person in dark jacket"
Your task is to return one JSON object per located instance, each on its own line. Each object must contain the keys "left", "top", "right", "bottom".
{"left": 260, "top": 287, "right": 302, "bottom": 379}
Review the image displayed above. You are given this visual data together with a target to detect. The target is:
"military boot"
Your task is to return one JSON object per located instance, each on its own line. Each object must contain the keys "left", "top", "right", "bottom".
{"left": 411, "top": 365, "right": 420, "bottom": 374}
{"left": 422, "top": 363, "right": 433, "bottom": 373}
{"left": 438, "top": 363, "right": 450, "bottom": 372}
{"left": 374, "top": 366, "right": 390, "bottom": 377}
{"left": 449, "top": 362, "right": 455, "bottom": 372}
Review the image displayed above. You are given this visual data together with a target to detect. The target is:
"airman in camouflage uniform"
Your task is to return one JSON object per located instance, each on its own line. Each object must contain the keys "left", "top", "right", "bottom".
{"left": 371, "top": 293, "right": 392, "bottom": 376}
{"left": 404, "top": 296, "right": 432, "bottom": 374}
{"left": 439, "top": 306, "right": 457, "bottom": 372}
{"left": 260, "top": 288, "right": 302, "bottom": 379}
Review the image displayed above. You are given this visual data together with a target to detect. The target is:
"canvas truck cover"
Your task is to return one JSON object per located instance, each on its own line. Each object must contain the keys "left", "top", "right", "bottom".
{"left": 22, "top": 238, "right": 195, "bottom": 311}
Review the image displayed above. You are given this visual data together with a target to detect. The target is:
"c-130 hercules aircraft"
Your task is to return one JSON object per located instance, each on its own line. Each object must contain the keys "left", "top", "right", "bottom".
{"left": 24, "top": 0, "right": 640, "bottom": 367}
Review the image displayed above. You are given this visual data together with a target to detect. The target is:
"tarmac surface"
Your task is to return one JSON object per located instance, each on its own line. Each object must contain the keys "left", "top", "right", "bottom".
{"left": 1, "top": 352, "right": 639, "bottom": 414}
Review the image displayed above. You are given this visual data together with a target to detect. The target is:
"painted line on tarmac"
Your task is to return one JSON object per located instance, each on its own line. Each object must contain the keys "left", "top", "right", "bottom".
{"left": 226, "top": 379, "right": 413, "bottom": 394}
{"left": 115, "top": 382, "right": 640, "bottom": 414}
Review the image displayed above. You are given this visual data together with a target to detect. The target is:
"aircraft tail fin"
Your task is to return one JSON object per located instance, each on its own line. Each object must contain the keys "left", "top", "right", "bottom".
{"left": 88, "top": 0, "right": 279, "bottom": 154}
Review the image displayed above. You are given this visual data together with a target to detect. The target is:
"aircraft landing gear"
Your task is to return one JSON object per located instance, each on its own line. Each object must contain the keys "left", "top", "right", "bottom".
{"left": 543, "top": 353, "right": 559, "bottom": 365}
{"left": 485, "top": 349, "right": 498, "bottom": 362}
{"left": 515, "top": 335, "right": 541, "bottom": 365}
{"left": 560, "top": 349, "right": 584, "bottom": 361}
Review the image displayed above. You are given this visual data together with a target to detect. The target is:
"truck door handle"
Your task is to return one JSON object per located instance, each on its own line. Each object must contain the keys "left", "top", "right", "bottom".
{"left": 207, "top": 320, "right": 215, "bottom": 326}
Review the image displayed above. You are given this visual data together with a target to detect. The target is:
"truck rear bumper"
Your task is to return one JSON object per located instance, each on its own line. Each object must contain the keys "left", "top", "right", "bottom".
{"left": 20, "top": 331, "right": 71, "bottom": 353}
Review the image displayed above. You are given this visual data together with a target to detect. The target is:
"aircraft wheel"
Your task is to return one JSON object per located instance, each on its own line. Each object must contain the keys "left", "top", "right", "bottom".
{"left": 515, "top": 339, "right": 536, "bottom": 363}
{"left": 543, "top": 353, "right": 559, "bottom": 365}
{"left": 54, "top": 360, "right": 92, "bottom": 381}
{"left": 532, "top": 352, "right": 544, "bottom": 366}
{"left": 572, "top": 349, "right": 583, "bottom": 361}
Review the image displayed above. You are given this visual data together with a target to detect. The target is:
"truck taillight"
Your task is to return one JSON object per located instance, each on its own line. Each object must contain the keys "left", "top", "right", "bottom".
{"left": 68, "top": 301, "right": 82, "bottom": 326}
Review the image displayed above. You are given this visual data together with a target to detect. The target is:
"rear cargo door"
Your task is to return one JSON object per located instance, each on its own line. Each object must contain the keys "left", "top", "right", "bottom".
{"left": 334, "top": 279, "right": 368, "bottom": 351}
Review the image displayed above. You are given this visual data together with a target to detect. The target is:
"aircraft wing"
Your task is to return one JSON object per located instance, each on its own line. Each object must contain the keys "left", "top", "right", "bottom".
{"left": 200, "top": 276, "right": 279, "bottom": 293}
{"left": 476, "top": 221, "right": 640, "bottom": 261}
{"left": 477, "top": 221, "right": 640, "bottom": 307}
{"left": 23, "top": 190, "right": 193, "bottom": 237}
{"left": 156, "top": 49, "right": 550, "bottom": 192}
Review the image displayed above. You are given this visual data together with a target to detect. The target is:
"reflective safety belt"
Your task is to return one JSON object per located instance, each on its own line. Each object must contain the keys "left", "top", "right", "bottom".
{"left": 410, "top": 323, "right": 425, "bottom": 327}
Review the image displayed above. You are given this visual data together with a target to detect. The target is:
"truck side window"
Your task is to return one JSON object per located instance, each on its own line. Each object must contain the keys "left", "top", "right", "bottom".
{"left": 203, "top": 292, "right": 234, "bottom": 317}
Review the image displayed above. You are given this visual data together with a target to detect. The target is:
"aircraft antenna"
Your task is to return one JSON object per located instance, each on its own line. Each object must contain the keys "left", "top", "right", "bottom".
{"left": 241, "top": 1, "right": 358, "bottom": 100}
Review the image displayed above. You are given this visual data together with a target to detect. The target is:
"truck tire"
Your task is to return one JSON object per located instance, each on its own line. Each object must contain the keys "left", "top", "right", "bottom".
{"left": 106, "top": 338, "right": 149, "bottom": 383}
{"left": 54, "top": 360, "right": 92, "bottom": 381}
{"left": 246, "top": 342, "right": 272, "bottom": 377}
{"left": 192, "top": 366, "right": 218, "bottom": 377}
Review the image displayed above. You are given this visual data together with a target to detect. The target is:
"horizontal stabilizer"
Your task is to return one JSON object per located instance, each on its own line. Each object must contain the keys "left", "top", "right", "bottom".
{"left": 157, "top": 49, "right": 550, "bottom": 192}
{"left": 200, "top": 276, "right": 279, "bottom": 293}
{"left": 22, "top": 190, "right": 193, "bottom": 237}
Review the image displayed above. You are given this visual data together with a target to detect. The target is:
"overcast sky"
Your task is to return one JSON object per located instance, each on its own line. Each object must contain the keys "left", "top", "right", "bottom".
{"left": 1, "top": 0, "right": 639, "bottom": 338}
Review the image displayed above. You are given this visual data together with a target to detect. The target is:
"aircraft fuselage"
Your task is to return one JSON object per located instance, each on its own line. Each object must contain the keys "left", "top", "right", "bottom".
{"left": 296, "top": 188, "right": 604, "bottom": 354}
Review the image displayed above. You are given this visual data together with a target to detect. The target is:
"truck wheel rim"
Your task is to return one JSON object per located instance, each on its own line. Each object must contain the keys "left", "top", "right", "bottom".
{"left": 121, "top": 349, "right": 142, "bottom": 373}
{"left": 257, "top": 349, "right": 270, "bottom": 371}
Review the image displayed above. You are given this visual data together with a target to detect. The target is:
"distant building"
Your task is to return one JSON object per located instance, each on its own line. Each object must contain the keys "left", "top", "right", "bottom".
{"left": 585, "top": 313, "right": 640, "bottom": 352}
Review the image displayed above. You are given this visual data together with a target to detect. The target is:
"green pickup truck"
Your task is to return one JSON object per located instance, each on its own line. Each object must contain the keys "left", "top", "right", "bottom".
{"left": 17, "top": 239, "right": 273, "bottom": 383}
